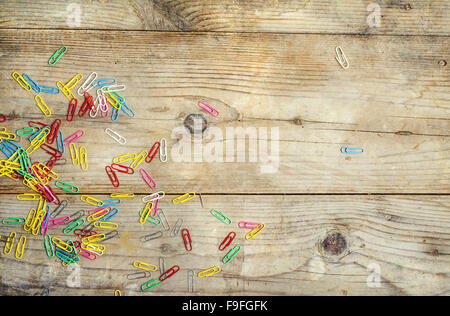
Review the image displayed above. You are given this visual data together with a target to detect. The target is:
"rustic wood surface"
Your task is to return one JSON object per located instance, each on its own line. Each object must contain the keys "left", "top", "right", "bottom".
{"left": 0, "top": 0, "right": 449, "bottom": 296}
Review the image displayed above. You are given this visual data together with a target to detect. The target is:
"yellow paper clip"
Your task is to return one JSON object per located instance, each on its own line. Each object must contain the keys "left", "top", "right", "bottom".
{"left": 4, "top": 232, "right": 17, "bottom": 255}
{"left": 197, "top": 266, "right": 221, "bottom": 278}
{"left": 81, "top": 233, "right": 106, "bottom": 245}
{"left": 57, "top": 81, "right": 76, "bottom": 101}
{"left": 52, "top": 237, "right": 73, "bottom": 252}
{"left": 79, "top": 146, "right": 88, "bottom": 171}
{"left": 64, "top": 73, "right": 83, "bottom": 90}
{"left": 17, "top": 193, "right": 42, "bottom": 201}
{"left": 87, "top": 208, "right": 110, "bottom": 222}
{"left": 139, "top": 202, "right": 153, "bottom": 224}
{"left": 11, "top": 72, "right": 32, "bottom": 92}
{"left": 245, "top": 223, "right": 265, "bottom": 241}
{"left": 15, "top": 235, "right": 26, "bottom": 260}
{"left": 130, "top": 150, "right": 148, "bottom": 170}
{"left": 132, "top": 260, "right": 158, "bottom": 272}
{"left": 82, "top": 243, "right": 106, "bottom": 253}
{"left": 113, "top": 153, "right": 136, "bottom": 165}
{"left": 69, "top": 143, "right": 79, "bottom": 166}
{"left": 110, "top": 193, "right": 134, "bottom": 198}
{"left": 34, "top": 95, "right": 52, "bottom": 117}
{"left": 94, "top": 221, "right": 118, "bottom": 230}
{"left": 24, "top": 208, "right": 37, "bottom": 231}
{"left": 114, "top": 290, "right": 122, "bottom": 296}
{"left": 172, "top": 192, "right": 196, "bottom": 205}
{"left": 81, "top": 195, "right": 104, "bottom": 207}
{"left": 0, "top": 129, "right": 17, "bottom": 141}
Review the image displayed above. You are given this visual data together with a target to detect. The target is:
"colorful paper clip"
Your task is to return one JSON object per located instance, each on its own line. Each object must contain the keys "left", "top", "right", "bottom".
{"left": 64, "top": 130, "right": 84, "bottom": 145}
{"left": 22, "top": 73, "right": 41, "bottom": 93}
{"left": 94, "top": 221, "right": 118, "bottom": 230}
{"left": 105, "top": 166, "right": 120, "bottom": 188}
{"left": 142, "top": 191, "right": 165, "bottom": 203}
{"left": 39, "top": 85, "right": 60, "bottom": 94}
{"left": 141, "top": 278, "right": 164, "bottom": 292}
{"left": 77, "top": 72, "right": 98, "bottom": 96}
{"left": 139, "top": 202, "right": 154, "bottom": 224}
{"left": 105, "top": 128, "right": 126, "bottom": 145}
{"left": 2, "top": 217, "right": 26, "bottom": 225}
{"left": 11, "top": 72, "right": 32, "bottom": 91}
{"left": 65, "top": 73, "right": 83, "bottom": 90}
{"left": 198, "top": 101, "right": 219, "bottom": 118}
{"left": 145, "top": 142, "right": 160, "bottom": 163}
{"left": 63, "top": 218, "right": 85, "bottom": 235}
{"left": 140, "top": 168, "right": 157, "bottom": 189}
{"left": 210, "top": 209, "right": 232, "bottom": 225}
{"left": 48, "top": 46, "right": 67, "bottom": 66}
{"left": 69, "top": 143, "right": 79, "bottom": 167}
{"left": 159, "top": 265, "right": 180, "bottom": 282}
{"left": 81, "top": 195, "right": 104, "bottom": 207}
{"left": 159, "top": 138, "right": 168, "bottom": 162}
{"left": 0, "top": 114, "right": 7, "bottom": 123}
{"left": 15, "top": 235, "right": 27, "bottom": 259}
{"left": 35, "top": 95, "right": 52, "bottom": 117}
{"left": 55, "top": 181, "right": 79, "bottom": 193}
{"left": 79, "top": 146, "right": 88, "bottom": 171}
{"left": 222, "top": 245, "right": 241, "bottom": 264}
{"left": 219, "top": 232, "right": 236, "bottom": 251}
{"left": 130, "top": 150, "right": 147, "bottom": 170}
{"left": 172, "top": 192, "right": 196, "bottom": 205}
{"left": 340, "top": 146, "right": 364, "bottom": 154}
{"left": 238, "top": 221, "right": 261, "bottom": 229}
{"left": 197, "top": 266, "right": 221, "bottom": 278}
{"left": 111, "top": 163, "right": 134, "bottom": 175}
{"left": 67, "top": 98, "right": 78, "bottom": 122}
{"left": 245, "top": 223, "right": 265, "bottom": 240}
{"left": 44, "top": 234, "right": 55, "bottom": 258}
{"left": 133, "top": 260, "right": 158, "bottom": 272}
{"left": 181, "top": 229, "right": 192, "bottom": 252}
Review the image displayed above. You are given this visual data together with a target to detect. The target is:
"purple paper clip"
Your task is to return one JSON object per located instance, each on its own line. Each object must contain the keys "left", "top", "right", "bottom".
{"left": 198, "top": 101, "right": 219, "bottom": 118}
{"left": 64, "top": 130, "right": 85, "bottom": 145}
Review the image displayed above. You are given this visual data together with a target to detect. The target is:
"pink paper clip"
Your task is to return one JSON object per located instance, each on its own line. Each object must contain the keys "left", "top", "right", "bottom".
{"left": 238, "top": 221, "right": 261, "bottom": 229}
{"left": 64, "top": 129, "right": 85, "bottom": 145}
{"left": 140, "top": 168, "right": 157, "bottom": 189}
{"left": 88, "top": 206, "right": 110, "bottom": 215}
{"left": 150, "top": 199, "right": 159, "bottom": 217}
{"left": 48, "top": 216, "right": 71, "bottom": 228}
{"left": 198, "top": 101, "right": 219, "bottom": 118}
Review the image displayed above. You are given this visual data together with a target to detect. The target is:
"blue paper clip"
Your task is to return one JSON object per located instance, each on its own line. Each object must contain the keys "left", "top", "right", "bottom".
{"left": 103, "top": 208, "right": 119, "bottom": 222}
{"left": 39, "top": 85, "right": 60, "bottom": 94}
{"left": 92, "top": 78, "right": 116, "bottom": 88}
{"left": 111, "top": 105, "right": 121, "bottom": 121}
{"left": 340, "top": 146, "right": 364, "bottom": 154}
{"left": 22, "top": 73, "right": 41, "bottom": 93}
{"left": 101, "top": 199, "right": 121, "bottom": 207}
{"left": 121, "top": 102, "right": 135, "bottom": 118}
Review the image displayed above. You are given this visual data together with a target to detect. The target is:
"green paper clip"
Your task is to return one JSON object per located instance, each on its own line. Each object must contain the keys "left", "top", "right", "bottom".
{"left": 141, "top": 278, "right": 164, "bottom": 292}
{"left": 210, "top": 209, "right": 232, "bottom": 225}
{"left": 48, "top": 46, "right": 67, "bottom": 66}
{"left": 55, "top": 181, "right": 79, "bottom": 193}
{"left": 63, "top": 218, "right": 85, "bottom": 235}
{"left": 222, "top": 245, "right": 241, "bottom": 264}
{"left": 2, "top": 217, "right": 26, "bottom": 225}
{"left": 44, "top": 234, "right": 55, "bottom": 258}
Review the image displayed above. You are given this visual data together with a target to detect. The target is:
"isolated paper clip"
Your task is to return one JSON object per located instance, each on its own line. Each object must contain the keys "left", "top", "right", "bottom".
{"left": 15, "top": 235, "right": 26, "bottom": 259}
{"left": 245, "top": 223, "right": 265, "bottom": 240}
{"left": 133, "top": 260, "right": 158, "bottom": 272}
{"left": 198, "top": 101, "right": 219, "bottom": 118}
{"left": 140, "top": 168, "right": 157, "bottom": 189}
{"left": 105, "top": 166, "right": 120, "bottom": 188}
{"left": 55, "top": 181, "right": 79, "bottom": 193}
{"left": 140, "top": 231, "right": 163, "bottom": 243}
{"left": 35, "top": 95, "right": 52, "bottom": 117}
{"left": 238, "top": 221, "right": 261, "bottom": 229}
{"left": 182, "top": 229, "right": 192, "bottom": 252}
{"left": 64, "top": 130, "right": 84, "bottom": 145}
{"left": 2, "top": 217, "right": 26, "bottom": 225}
{"left": 335, "top": 46, "right": 349, "bottom": 69}
{"left": 219, "top": 232, "right": 236, "bottom": 251}
{"left": 48, "top": 46, "right": 67, "bottom": 66}
{"left": 210, "top": 209, "right": 232, "bottom": 225}
{"left": 170, "top": 218, "right": 184, "bottom": 237}
{"left": 172, "top": 192, "right": 196, "bottom": 205}
{"left": 11, "top": 72, "right": 32, "bottom": 91}
{"left": 340, "top": 146, "right": 364, "bottom": 154}
{"left": 67, "top": 98, "right": 78, "bottom": 122}
{"left": 0, "top": 114, "right": 7, "bottom": 123}
{"left": 198, "top": 266, "right": 221, "bottom": 278}
{"left": 105, "top": 128, "right": 126, "bottom": 145}
{"left": 3, "top": 232, "right": 16, "bottom": 255}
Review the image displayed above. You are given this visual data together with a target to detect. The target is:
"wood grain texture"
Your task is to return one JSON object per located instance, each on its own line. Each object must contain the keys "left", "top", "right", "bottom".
{"left": 0, "top": 194, "right": 448, "bottom": 296}
{"left": 0, "top": 0, "right": 449, "bottom": 35}
{"left": 0, "top": 30, "right": 448, "bottom": 194}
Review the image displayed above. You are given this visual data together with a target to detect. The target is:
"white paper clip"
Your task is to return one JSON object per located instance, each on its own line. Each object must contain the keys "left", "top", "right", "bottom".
{"left": 160, "top": 138, "right": 168, "bottom": 163}
{"left": 105, "top": 128, "right": 126, "bottom": 145}
{"left": 77, "top": 72, "right": 98, "bottom": 96}
{"left": 335, "top": 46, "right": 349, "bottom": 69}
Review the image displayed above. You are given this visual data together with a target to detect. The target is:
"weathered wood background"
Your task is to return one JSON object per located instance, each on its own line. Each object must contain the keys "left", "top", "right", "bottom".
{"left": 0, "top": 0, "right": 448, "bottom": 296}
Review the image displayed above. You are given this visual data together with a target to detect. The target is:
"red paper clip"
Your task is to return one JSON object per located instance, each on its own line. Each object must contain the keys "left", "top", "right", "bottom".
{"left": 47, "top": 119, "right": 62, "bottom": 144}
{"left": 182, "top": 229, "right": 192, "bottom": 252}
{"left": 0, "top": 114, "right": 7, "bottom": 123}
{"left": 111, "top": 163, "right": 134, "bottom": 175}
{"left": 28, "top": 121, "right": 49, "bottom": 128}
{"left": 41, "top": 144, "right": 62, "bottom": 158}
{"left": 79, "top": 92, "right": 95, "bottom": 117}
{"left": 219, "top": 232, "right": 236, "bottom": 251}
{"left": 145, "top": 142, "right": 160, "bottom": 163}
{"left": 67, "top": 98, "right": 77, "bottom": 122}
{"left": 159, "top": 265, "right": 180, "bottom": 282}
{"left": 74, "top": 229, "right": 98, "bottom": 238}
{"left": 105, "top": 166, "right": 120, "bottom": 188}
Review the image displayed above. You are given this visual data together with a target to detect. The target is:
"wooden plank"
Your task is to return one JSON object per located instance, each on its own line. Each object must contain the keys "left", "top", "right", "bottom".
{"left": 0, "top": 194, "right": 448, "bottom": 296}
{"left": 0, "top": 30, "right": 448, "bottom": 194}
{"left": 0, "top": 0, "right": 449, "bottom": 35}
